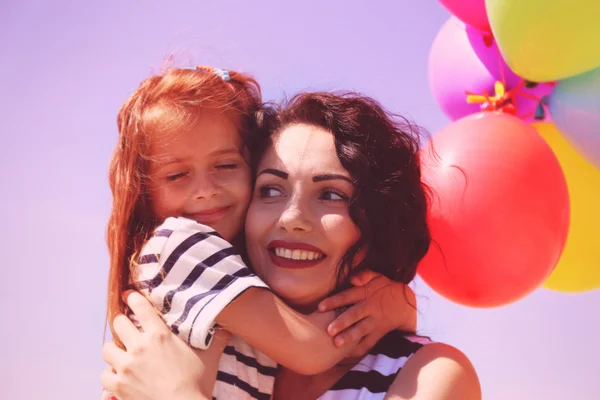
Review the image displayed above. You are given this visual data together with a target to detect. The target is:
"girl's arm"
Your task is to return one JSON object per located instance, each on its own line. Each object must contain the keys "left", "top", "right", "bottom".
{"left": 136, "top": 217, "right": 414, "bottom": 375}
{"left": 215, "top": 287, "right": 350, "bottom": 374}
{"left": 217, "top": 271, "right": 419, "bottom": 371}
{"left": 135, "top": 217, "right": 355, "bottom": 375}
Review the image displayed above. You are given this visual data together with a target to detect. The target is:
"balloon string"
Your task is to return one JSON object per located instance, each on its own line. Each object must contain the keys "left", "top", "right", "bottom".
{"left": 490, "top": 32, "right": 508, "bottom": 87}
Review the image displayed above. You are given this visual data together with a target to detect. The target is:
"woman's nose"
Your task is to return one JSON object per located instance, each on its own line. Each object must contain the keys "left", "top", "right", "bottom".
{"left": 277, "top": 201, "right": 313, "bottom": 233}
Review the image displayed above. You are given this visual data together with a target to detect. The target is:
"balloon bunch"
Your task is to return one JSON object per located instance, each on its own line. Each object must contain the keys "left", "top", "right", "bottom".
{"left": 418, "top": 0, "right": 600, "bottom": 308}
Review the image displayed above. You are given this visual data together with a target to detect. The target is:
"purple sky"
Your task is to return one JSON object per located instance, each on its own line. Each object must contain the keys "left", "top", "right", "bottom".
{"left": 1, "top": 1, "right": 598, "bottom": 399}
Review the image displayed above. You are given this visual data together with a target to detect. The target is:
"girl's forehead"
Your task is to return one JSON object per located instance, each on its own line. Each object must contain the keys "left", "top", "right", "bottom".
{"left": 148, "top": 110, "right": 243, "bottom": 157}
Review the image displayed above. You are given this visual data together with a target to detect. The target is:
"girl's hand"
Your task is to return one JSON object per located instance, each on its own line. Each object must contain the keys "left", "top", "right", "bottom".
{"left": 318, "top": 270, "right": 417, "bottom": 357}
{"left": 101, "top": 292, "right": 226, "bottom": 400}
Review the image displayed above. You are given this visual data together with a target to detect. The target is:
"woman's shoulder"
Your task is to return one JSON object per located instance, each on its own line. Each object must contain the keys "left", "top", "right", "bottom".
{"left": 326, "top": 332, "right": 430, "bottom": 396}
{"left": 388, "top": 340, "right": 482, "bottom": 399}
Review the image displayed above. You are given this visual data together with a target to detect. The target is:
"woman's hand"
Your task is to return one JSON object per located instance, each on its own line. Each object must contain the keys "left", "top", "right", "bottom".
{"left": 101, "top": 292, "right": 227, "bottom": 400}
{"left": 318, "top": 270, "right": 417, "bottom": 357}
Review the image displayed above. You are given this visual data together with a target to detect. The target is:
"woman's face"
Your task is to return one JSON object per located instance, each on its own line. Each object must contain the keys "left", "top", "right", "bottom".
{"left": 245, "top": 124, "right": 361, "bottom": 310}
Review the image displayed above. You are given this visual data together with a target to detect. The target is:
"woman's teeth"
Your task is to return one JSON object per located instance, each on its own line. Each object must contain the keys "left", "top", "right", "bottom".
{"left": 274, "top": 248, "right": 325, "bottom": 261}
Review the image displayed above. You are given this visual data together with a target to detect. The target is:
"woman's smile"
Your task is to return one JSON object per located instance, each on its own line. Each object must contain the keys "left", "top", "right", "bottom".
{"left": 267, "top": 240, "right": 327, "bottom": 269}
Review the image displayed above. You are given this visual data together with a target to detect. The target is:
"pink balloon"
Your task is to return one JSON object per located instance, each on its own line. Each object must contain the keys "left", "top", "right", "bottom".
{"left": 439, "top": 0, "right": 490, "bottom": 32}
{"left": 418, "top": 113, "right": 570, "bottom": 307}
{"left": 429, "top": 17, "right": 553, "bottom": 123}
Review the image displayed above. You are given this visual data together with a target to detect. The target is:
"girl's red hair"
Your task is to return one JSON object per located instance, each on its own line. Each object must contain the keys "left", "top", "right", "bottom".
{"left": 106, "top": 67, "right": 262, "bottom": 346}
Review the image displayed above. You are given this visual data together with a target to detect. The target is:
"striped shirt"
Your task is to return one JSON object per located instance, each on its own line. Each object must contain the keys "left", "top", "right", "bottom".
{"left": 132, "top": 217, "right": 277, "bottom": 399}
{"left": 318, "top": 332, "right": 430, "bottom": 399}
{"left": 213, "top": 336, "right": 277, "bottom": 399}
{"left": 212, "top": 331, "right": 427, "bottom": 400}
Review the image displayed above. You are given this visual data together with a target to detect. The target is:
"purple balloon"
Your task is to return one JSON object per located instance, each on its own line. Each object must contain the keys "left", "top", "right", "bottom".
{"left": 429, "top": 17, "right": 552, "bottom": 123}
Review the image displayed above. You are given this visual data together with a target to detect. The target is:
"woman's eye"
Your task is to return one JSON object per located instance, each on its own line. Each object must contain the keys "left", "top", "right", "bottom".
{"left": 259, "top": 186, "right": 283, "bottom": 198}
{"left": 320, "top": 189, "right": 347, "bottom": 202}
{"left": 166, "top": 172, "right": 187, "bottom": 182}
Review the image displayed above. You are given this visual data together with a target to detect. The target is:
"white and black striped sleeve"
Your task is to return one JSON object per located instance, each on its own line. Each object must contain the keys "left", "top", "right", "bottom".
{"left": 132, "top": 217, "right": 269, "bottom": 350}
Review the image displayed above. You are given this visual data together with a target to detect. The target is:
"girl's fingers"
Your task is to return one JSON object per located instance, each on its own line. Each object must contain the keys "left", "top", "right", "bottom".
{"left": 350, "top": 269, "right": 380, "bottom": 286}
{"left": 328, "top": 302, "right": 367, "bottom": 336}
{"left": 318, "top": 286, "right": 367, "bottom": 312}
{"left": 334, "top": 317, "right": 374, "bottom": 347}
{"left": 112, "top": 314, "right": 141, "bottom": 350}
{"left": 319, "top": 274, "right": 391, "bottom": 312}
{"left": 123, "top": 291, "right": 166, "bottom": 334}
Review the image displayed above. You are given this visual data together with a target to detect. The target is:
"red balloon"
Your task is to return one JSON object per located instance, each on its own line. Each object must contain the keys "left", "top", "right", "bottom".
{"left": 418, "top": 113, "right": 570, "bottom": 307}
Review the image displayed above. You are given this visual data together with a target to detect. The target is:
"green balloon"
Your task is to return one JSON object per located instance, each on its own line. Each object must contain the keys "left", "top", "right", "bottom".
{"left": 486, "top": 0, "right": 600, "bottom": 82}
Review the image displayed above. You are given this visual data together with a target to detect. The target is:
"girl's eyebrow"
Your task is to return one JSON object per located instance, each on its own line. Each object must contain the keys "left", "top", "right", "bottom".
{"left": 209, "top": 147, "right": 242, "bottom": 157}
{"left": 158, "top": 147, "right": 241, "bottom": 165}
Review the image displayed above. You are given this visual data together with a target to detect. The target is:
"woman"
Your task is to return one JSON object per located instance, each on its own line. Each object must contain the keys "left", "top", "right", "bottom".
{"left": 103, "top": 91, "right": 481, "bottom": 399}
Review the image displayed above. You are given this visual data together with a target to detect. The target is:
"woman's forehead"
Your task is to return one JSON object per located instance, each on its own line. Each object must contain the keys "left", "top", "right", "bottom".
{"left": 272, "top": 123, "right": 333, "bottom": 148}
{"left": 261, "top": 124, "right": 349, "bottom": 176}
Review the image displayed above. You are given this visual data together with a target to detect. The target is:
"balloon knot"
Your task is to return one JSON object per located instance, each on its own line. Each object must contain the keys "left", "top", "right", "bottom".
{"left": 465, "top": 81, "right": 518, "bottom": 115}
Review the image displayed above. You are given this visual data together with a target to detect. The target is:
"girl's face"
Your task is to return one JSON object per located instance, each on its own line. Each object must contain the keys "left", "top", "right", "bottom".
{"left": 147, "top": 108, "right": 252, "bottom": 242}
{"left": 245, "top": 124, "right": 361, "bottom": 310}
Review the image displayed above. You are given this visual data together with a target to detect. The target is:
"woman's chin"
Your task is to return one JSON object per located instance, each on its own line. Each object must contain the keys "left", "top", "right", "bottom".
{"left": 269, "top": 285, "right": 325, "bottom": 313}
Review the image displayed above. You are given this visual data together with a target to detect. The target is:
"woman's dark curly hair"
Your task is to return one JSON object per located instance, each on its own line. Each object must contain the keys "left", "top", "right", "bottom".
{"left": 255, "top": 91, "right": 432, "bottom": 288}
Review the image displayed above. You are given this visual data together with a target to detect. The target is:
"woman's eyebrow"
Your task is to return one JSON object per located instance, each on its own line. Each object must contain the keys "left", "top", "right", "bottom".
{"left": 258, "top": 168, "right": 288, "bottom": 179}
{"left": 313, "top": 174, "right": 354, "bottom": 185}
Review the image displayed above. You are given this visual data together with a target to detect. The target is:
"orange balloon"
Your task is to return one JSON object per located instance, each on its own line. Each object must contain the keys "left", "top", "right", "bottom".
{"left": 418, "top": 113, "right": 570, "bottom": 307}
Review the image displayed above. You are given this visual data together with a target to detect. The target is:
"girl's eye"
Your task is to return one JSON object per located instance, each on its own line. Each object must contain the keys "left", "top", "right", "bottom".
{"left": 166, "top": 172, "right": 187, "bottom": 182}
{"left": 320, "top": 189, "right": 348, "bottom": 202}
{"left": 216, "top": 163, "right": 239, "bottom": 170}
{"left": 259, "top": 186, "right": 284, "bottom": 198}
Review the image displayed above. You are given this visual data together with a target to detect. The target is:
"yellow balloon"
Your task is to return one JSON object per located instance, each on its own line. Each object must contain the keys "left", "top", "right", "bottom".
{"left": 533, "top": 123, "right": 600, "bottom": 292}
{"left": 486, "top": 0, "right": 600, "bottom": 82}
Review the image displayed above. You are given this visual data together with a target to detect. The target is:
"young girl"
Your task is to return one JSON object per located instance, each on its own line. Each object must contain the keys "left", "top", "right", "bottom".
{"left": 104, "top": 66, "right": 417, "bottom": 399}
